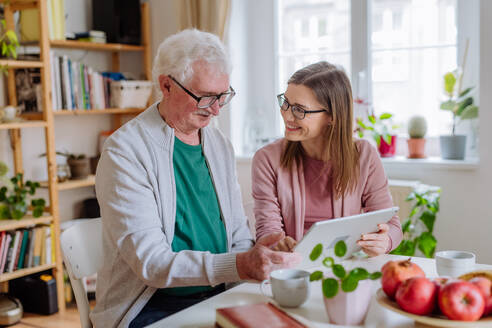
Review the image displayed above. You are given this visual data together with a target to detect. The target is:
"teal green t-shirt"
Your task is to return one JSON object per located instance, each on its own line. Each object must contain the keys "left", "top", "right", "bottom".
{"left": 164, "top": 137, "right": 227, "bottom": 296}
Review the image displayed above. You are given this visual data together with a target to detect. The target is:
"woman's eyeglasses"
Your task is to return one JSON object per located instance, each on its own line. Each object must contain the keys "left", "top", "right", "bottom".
{"left": 277, "top": 93, "right": 327, "bottom": 120}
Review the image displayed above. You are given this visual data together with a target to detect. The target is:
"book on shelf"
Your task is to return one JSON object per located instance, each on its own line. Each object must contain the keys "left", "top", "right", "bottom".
{"left": 17, "top": 230, "right": 30, "bottom": 269}
{"left": 215, "top": 303, "right": 308, "bottom": 328}
{"left": 7, "top": 230, "right": 21, "bottom": 273}
{"left": 0, "top": 233, "right": 11, "bottom": 273}
{"left": 19, "top": 0, "right": 65, "bottom": 41}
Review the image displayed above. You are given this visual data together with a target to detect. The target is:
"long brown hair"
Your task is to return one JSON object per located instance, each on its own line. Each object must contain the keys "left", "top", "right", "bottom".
{"left": 280, "top": 61, "right": 359, "bottom": 199}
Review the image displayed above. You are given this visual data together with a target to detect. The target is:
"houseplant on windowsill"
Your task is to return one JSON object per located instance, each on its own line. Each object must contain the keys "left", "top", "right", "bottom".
{"left": 356, "top": 112, "right": 398, "bottom": 157}
{"left": 309, "top": 240, "right": 382, "bottom": 325}
{"left": 407, "top": 115, "right": 427, "bottom": 158}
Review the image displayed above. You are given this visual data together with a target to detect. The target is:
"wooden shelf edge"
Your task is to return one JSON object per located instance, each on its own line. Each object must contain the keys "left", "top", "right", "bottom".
{"left": 0, "top": 59, "right": 43, "bottom": 68}
{"left": 50, "top": 40, "right": 145, "bottom": 52}
{"left": 0, "top": 263, "right": 56, "bottom": 283}
{"left": 53, "top": 108, "right": 145, "bottom": 115}
{"left": 0, "top": 215, "right": 53, "bottom": 231}
{"left": 40, "top": 175, "right": 96, "bottom": 191}
{"left": 0, "top": 120, "right": 47, "bottom": 130}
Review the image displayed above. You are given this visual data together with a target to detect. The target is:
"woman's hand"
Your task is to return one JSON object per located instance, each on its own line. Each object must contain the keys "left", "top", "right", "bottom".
{"left": 357, "top": 223, "right": 390, "bottom": 257}
{"left": 272, "top": 236, "right": 297, "bottom": 252}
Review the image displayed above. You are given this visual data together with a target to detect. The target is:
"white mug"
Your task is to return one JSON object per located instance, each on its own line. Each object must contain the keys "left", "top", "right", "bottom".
{"left": 260, "top": 268, "right": 310, "bottom": 308}
{"left": 1, "top": 106, "right": 21, "bottom": 122}
{"left": 435, "top": 250, "right": 476, "bottom": 277}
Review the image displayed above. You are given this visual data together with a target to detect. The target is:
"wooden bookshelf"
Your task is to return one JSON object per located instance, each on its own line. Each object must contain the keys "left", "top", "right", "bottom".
{"left": 0, "top": 215, "right": 53, "bottom": 231}
{"left": 54, "top": 108, "right": 145, "bottom": 115}
{"left": 0, "top": 263, "right": 56, "bottom": 283}
{"left": 0, "top": 121, "right": 47, "bottom": 130}
{"left": 41, "top": 175, "right": 95, "bottom": 191}
{"left": 0, "top": 59, "right": 43, "bottom": 68}
{"left": 51, "top": 40, "right": 145, "bottom": 52}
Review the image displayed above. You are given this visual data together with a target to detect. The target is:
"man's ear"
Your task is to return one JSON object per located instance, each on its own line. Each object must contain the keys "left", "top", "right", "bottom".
{"left": 159, "top": 75, "right": 171, "bottom": 95}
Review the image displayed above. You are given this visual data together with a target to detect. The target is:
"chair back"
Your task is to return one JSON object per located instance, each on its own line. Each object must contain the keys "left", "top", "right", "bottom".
{"left": 60, "top": 218, "right": 103, "bottom": 328}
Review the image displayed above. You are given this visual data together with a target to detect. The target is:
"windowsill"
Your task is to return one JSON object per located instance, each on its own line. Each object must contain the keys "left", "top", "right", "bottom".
{"left": 236, "top": 155, "right": 480, "bottom": 171}
{"left": 381, "top": 156, "right": 479, "bottom": 171}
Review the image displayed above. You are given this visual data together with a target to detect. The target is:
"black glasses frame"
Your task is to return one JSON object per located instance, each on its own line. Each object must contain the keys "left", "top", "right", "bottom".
{"left": 169, "top": 75, "right": 236, "bottom": 109}
{"left": 277, "top": 93, "right": 326, "bottom": 120}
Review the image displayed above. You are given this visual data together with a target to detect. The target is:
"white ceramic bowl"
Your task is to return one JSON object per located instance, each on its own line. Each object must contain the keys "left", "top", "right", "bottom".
{"left": 435, "top": 250, "right": 476, "bottom": 277}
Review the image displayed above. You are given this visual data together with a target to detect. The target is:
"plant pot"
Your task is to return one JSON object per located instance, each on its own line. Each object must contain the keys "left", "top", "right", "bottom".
{"left": 378, "top": 135, "right": 397, "bottom": 157}
{"left": 67, "top": 157, "right": 90, "bottom": 180}
{"left": 440, "top": 135, "right": 467, "bottom": 160}
{"left": 323, "top": 279, "right": 373, "bottom": 325}
{"left": 407, "top": 138, "right": 426, "bottom": 158}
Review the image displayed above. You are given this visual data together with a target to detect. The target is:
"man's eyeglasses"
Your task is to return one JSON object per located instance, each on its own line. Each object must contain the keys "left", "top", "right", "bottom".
{"left": 277, "top": 94, "right": 327, "bottom": 120}
{"left": 169, "top": 75, "right": 236, "bottom": 109}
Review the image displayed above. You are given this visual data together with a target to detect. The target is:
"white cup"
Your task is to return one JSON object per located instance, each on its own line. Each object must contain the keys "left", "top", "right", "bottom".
{"left": 435, "top": 250, "right": 476, "bottom": 278}
{"left": 1, "top": 106, "right": 21, "bottom": 122}
{"left": 260, "top": 268, "right": 310, "bottom": 308}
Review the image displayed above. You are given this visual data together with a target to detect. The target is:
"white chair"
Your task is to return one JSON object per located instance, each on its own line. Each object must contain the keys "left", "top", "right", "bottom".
{"left": 60, "top": 218, "right": 103, "bottom": 328}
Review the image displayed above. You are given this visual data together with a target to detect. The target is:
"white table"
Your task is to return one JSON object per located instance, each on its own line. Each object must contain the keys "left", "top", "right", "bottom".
{"left": 148, "top": 255, "right": 492, "bottom": 328}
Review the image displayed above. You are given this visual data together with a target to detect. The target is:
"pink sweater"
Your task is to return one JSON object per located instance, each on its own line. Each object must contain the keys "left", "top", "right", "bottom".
{"left": 252, "top": 138, "right": 402, "bottom": 252}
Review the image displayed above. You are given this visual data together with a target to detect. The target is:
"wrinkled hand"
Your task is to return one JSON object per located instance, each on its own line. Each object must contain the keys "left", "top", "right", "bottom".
{"left": 357, "top": 223, "right": 390, "bottom": 257}
{"left": 272, "top": 236, "right": 297, "bottom": 252}
{"left": 236, "top": 232, "right": 302, "bottom": 281}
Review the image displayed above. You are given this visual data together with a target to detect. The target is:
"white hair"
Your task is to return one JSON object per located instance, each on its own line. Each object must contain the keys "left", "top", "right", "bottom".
{"left": 152, "top": 29, "right": 231, "bottom": 92}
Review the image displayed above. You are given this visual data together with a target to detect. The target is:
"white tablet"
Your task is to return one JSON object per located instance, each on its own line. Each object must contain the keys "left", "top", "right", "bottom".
{"left": 294, "top": 207, "right": 399, "bottom": 269}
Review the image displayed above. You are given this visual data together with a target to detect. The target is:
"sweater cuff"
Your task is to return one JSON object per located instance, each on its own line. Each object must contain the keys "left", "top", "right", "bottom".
{"left": 209, "top": 252, "right": 240, "bottom": 286}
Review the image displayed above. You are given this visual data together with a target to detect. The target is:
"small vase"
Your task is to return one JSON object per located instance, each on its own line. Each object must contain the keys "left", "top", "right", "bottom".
{"left": 440, "top": 135, "right": 466, "bottom": 160}
{"left": 378, "top": 135, "right": 397, "bottom": 157}
{"left": 323, "top": 279, "right": 373, "bottom": 325}
{"left": 407, "top": 138, "right": 426, "bottom": 158}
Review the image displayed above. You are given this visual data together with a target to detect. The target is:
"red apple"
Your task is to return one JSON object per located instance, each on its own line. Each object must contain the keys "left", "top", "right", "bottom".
{"left": 381, "top": 258, "right": 425, "bottom": 299}
{"left": 439, "top": 280, "right": 485, "bottom": 321}
{"left": 484, "top": 296, "right": 492, "bottom": 317}
{"left": 396, "top": 277, "right": 437, "bottom": 315}
{"left": 469, "top": 277, "right": 492, "bottom": 317}
{"left": 432, "top": 277, "right": 452, "bottom": 314}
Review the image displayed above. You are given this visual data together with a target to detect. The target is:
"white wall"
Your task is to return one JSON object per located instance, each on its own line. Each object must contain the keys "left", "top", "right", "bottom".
{"left": 0, "top": 0, "right": 180, "bottom": 222}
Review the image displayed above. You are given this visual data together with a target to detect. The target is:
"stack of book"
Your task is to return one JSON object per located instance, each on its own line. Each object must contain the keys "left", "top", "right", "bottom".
{"left": 0, "top": 225, "right": 55, "bottom": 274}
{"left": 67, "top": 31, "right": 107, "bottom": 44}
{"left": 50, "top": 52, "right": 114, "bottom": 111}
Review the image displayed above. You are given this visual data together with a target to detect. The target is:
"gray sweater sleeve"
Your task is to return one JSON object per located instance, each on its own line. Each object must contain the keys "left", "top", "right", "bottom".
{"left": 96, "top": 148, "right": 241, "bottom": 288}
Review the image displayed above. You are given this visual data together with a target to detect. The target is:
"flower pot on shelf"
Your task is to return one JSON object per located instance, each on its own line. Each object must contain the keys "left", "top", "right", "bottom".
{"left": 407, "top": 138, "right": 426, "bottom": 158}
{"left": 67, "top": 157, "right": 90, "bottom": 180}
{"left": 378, "top": 135, "right": 397, "bottom": 157}
{"left": 323, "top": 279, "right": 373, "bottom": 325}
{"left": 440, "top": 135, "right": 466, "bottom": 160}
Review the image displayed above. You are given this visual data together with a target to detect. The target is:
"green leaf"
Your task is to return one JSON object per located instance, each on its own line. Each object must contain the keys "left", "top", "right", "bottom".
{"left": 334, "top": 240, "right": 347, "bottom": 258}
{"left": 369, "top": 272, "right": 382, "bottom": 280}
{"left": 458, "top": 87, "right": 473, "bottom": 98}
{"left": 443, "top": 72, "right": 456, "bottom": 96}
{"left": 460, "top": 105, "right": 478, "bottom": 120}
{"left": 402, "top": 219, "right": 412, "bottom": 233}
{"left": 405, "top": 192, "right": 416, "bottom": 201}
{"left": 1, "top": 43, "right": 6, "bottom": 56}
{"left": 322, "top": 257, "right": 334, "bottom": 268}
{"left": 33, "top": 207, "right": 43, "bottom": 218}
{"left": 310, "top": 243, "right": 323, "bottom": 261}
{"left": 409, "top": 206, "right": 419, "bottom": 218}
{"left": 440, "top": 100, "right": 455, "bottom": 110}
{"left": 417, "top": 232, "right": 437, "bottom": 258}
{"left": 419, "top": 211, "right": 436, "bottom": 232}
{"left": 357, "top": 119, "right": 368, "bottom": 129}
{"left": 341, "top": 275, "right": 359, "bottom": 292}
{"left": 0, "top": 204, "right": 8, "bottom": 219}
{"left": 455, "top": 97, "right": 473, "bottom": 116}
{"left": 349, "top": 268, "right": 369, "bottom": 280}
{"left": 368, "top": 115, "right": 376, "bottom": 124}
{"left": 333, "top": 264, "right": 346, "bottom": 279}
{"left": 322, "top": 278, "right": 339, "bottom": 298}
{"left": 383, "top": 134, "right": 392, "bottom": 145}
{"left": 358, "top": 130, "right": 364, "bottom": 138}
{"left": 5, "top": 30, "right": 17, "bottom": 43}
{"left": 12, "top": 209, "right": 24, "bottom": 220}
{"left": 390, "top": 239, "right": 416, "bottom": 256}
{"left": 310, "top": 270, "right": 323, "bottom": 281}
{"left": 380, "top": 113, "right": 392, "bottom": 120}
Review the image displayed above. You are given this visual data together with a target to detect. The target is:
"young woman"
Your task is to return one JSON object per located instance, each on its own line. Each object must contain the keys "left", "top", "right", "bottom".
{"left": 252, "top": 61, "right": 402, "bottom": 256}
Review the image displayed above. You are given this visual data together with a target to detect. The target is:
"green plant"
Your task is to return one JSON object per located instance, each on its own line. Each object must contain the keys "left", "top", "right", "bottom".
{"left": 55, "top": 151, "right": 86, "bottom": 160}
{"left": 308, "top": 240, "right": 382, "bottom": 298}
{"left": 0, "top": 172, "right": 46, "bottom": 220}
{"left": 440, "top": 69, "right": 478, "bottom": 135}
{"left": 356, "top": 113, "right": 398, "bottom": 147}
{"left": 408, "top": 116, "right": 427, "bottom": 139}
{"left": 391, "top": 184, "right": 441, "bottom": 258}
{"left": 0, "top": 18, "right": 19, "bottom": 74}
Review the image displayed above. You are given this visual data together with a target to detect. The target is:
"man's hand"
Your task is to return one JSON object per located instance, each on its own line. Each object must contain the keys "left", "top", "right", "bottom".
{"left": 272, "top": 236, "right": 297, "bottom": 252}
{"left": 236, "top": 232, "right": 302, "bottom": 281}
{"left": 357, "top": 223, "right": 391, "bottom": 257}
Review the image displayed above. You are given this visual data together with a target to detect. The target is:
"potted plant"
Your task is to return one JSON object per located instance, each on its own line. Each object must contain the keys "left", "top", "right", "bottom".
{"left": 0, "top": 162, "right": 46, "bottom": 220}
{"left": 356, "top": 113, "right": 398, "bottom": 157}
{"left": 407, "top": 115, "right": 427, "bottom": 158}
{"left": 56, "top": 152, "right": 90, "bottom": 180}
{"left": 439, "top": 69, "right": 479, "bottom": 160}
{"left": 309, "top": 240, "right": 382, "bottom": 325}
{"left": 390, "top": 184, "right": 441, "bottom": 258}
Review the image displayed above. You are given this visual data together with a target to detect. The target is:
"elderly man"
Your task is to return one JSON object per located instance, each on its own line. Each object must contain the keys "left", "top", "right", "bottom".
{"left": 90, "top": 29, "right": 300, "bottom": 328}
